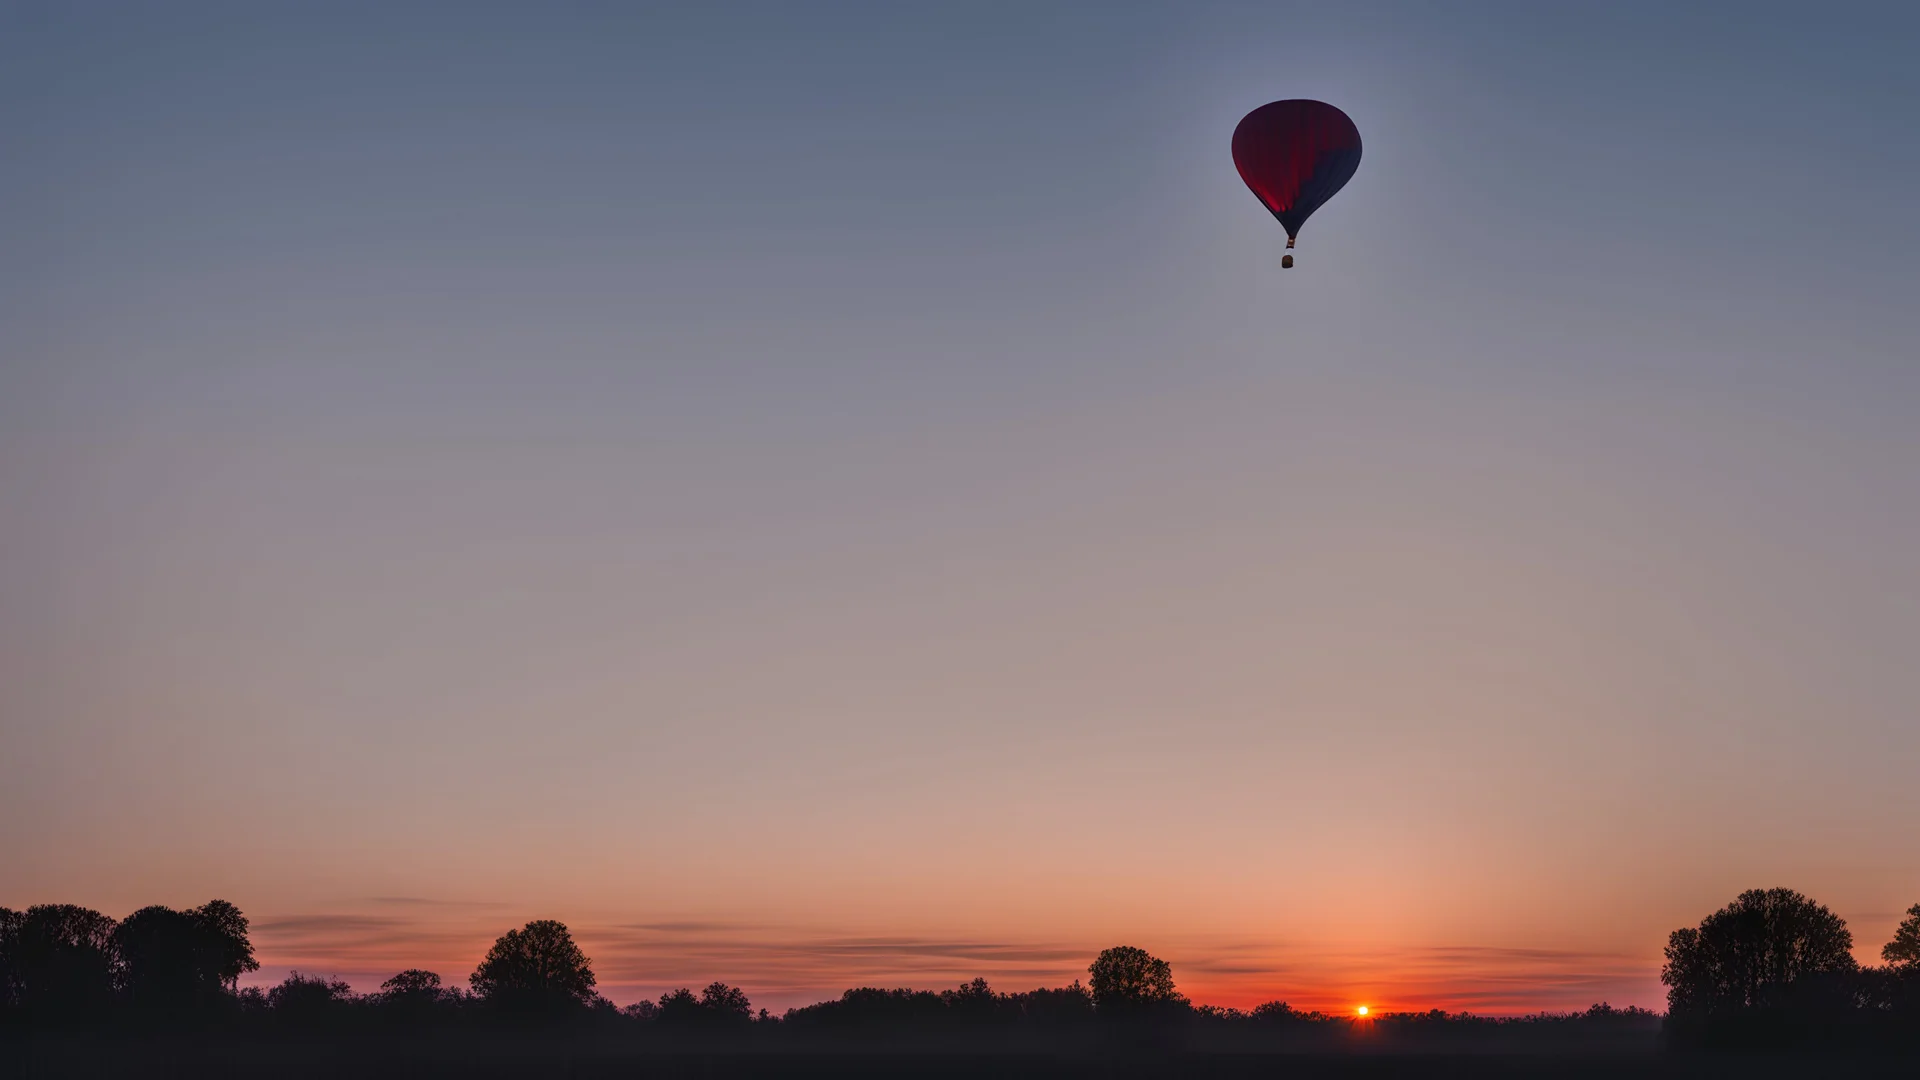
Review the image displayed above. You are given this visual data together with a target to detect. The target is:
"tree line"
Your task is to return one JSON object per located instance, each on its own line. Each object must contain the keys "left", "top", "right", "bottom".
{"left": 1660, "top": 888, "right": 1920, "bottom": 1047}
{"left": 4, "top": 889, "right": 1918, "bottom": 1050}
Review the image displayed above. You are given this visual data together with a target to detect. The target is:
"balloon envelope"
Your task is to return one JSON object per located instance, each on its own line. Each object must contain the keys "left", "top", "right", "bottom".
{"left": 1231, "top": 100, "right": 1362, "bottom": 239}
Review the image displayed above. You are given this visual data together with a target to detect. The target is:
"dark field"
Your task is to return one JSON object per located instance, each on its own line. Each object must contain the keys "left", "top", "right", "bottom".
{"left": 7, "top": 1037, "right": 1914, "bottom": 1080}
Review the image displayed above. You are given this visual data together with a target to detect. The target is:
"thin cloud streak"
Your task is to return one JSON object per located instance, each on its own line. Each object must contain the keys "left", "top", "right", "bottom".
{"left": 363, "top": 896, "right": 511, "bottom": 910}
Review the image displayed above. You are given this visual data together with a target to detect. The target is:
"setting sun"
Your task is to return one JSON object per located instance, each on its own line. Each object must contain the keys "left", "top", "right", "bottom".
{"left": 1356, "top": 1006, "right": 1370, "bottom": 1017}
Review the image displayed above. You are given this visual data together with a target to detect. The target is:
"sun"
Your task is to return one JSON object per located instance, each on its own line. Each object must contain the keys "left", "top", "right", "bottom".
{"left": 1356, "top": 1005, "right": 1370, "bottom": 1017}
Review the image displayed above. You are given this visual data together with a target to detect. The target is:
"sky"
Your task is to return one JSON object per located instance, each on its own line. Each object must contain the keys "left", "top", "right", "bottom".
{"left": 3, "top": 1, "right": 1918, "bottom": 1014}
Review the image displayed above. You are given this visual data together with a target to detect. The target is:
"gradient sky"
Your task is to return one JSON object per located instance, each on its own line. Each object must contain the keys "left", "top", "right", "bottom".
{"left": 4, "top": 1, "right": 1918, "bottom": 1014}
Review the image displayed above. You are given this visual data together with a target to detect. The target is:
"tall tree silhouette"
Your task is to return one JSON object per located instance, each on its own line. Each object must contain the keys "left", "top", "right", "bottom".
{"left": 113, "top": 900, "right": 259, "bottom": 1013}
{"left": 1884, "top": 904, "right": 1920, "bottom": 969}
{"left": 189, "top": 900, "right": 259, "bottom": 992}
{"left": 1662, "top": 887, "right": 1856, "bottom": 1023}
{"left": 469, "top": 920, "right": 596, "bottom": 1011}
{"left": 1088, "top": 946, "right": 1183, "bottom": 1013}
{"left": 4, "top": 905, "right": 118, "bottom": 1022}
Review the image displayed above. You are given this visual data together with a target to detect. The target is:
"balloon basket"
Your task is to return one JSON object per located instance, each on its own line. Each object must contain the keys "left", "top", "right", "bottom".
{"left": 1281, "top": 254, "right": 1294, "bottom": 269}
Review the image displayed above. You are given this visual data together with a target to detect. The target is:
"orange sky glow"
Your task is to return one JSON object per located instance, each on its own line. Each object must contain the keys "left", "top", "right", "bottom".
{"left": 238, "top": 906, "right": 1666, "bottom": 1015}
{"left": 213, "top": 888, "right": 1912, "bottom": 1015}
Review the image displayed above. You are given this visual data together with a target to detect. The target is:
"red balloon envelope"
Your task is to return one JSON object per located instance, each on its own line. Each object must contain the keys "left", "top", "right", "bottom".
{"left": 1232, "top": 100, "right": 1362, "bottom": 244}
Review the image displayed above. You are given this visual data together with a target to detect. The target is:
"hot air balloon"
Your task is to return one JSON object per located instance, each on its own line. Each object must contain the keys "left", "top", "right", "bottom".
{"left": 1232, "top": 100, "right": 1362, "bottom": 268}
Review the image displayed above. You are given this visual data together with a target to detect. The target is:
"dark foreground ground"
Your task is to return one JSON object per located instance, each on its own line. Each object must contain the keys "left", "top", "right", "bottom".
{"left": 7, "top": 1038, "right": 1916, "bottom": 1080}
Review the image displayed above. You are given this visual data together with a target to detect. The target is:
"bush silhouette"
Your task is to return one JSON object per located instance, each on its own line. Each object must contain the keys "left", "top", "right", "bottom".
{"left": 267, "top": 971, "right": 356, "bottom": 1028}
{"left": 379, "top": 968, "right": 447, "bottom": 999}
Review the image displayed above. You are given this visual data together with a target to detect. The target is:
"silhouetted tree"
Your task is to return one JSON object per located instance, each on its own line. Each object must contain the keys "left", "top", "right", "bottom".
{"left": 1088, "top": 946, "right": 1182, "bottom": 1012}
{"left": 1884, "top": 904, "right": 1920, "bottom": 969}
{"left": 942, "top": 977, "right": 1001, "bottom": 1024}
{"left": 1662, "top": 887, "right": 1857, "bottom": 1044}
{"left": 1251, "top": 1000, "right": 1305, "bottom": 1025}
{"left": 1011, "top": 981, "right": 1094, "bottom": 1026}
{"left": 658, "top": 985, "right": 755, "bottom": 1031}
{"left": 267, "top": 971, "right": 356, "bottom": 1027}
{"left": 191, "top": 900, "right": 258, "bottom": 992}
{"left": 700, "top": 981, "right": 753, "bottom": 1024}
{"left": 469, "top": 920, "right": 595, "bottom": 1011}
{"left": 369, "top": 968, "right": 464, "bottom": 1027}
{"left": 379, "top": 969, "right": 448, "bottom": 999}
{"left": 6, "top": 905, "right": 118, "bottom": 1022}
{"left": 655, "top": 986, "right": 705, "bottom": 1028}
{"left": 0, "top": 907, "right": 20, "bottom": 1013}
{"left": 268, "top": 971, "right": 355, "bottom": 1008}
{"left": 113, "top": 900, "right": 259, "bottom": 1014}
{"left": 1577, "top": 1002, "right": 1660, "bottom": 1025}
{"left": 235, "top": 985, "right": 269, "bottom": 1015}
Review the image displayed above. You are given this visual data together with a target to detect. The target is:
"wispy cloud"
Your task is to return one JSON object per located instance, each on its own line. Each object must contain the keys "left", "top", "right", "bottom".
{"left": 363, "top": 897, "right": 512, "bottom": 910}
{"left": 257, "top": 914, "right": 408, "bottom": 935}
